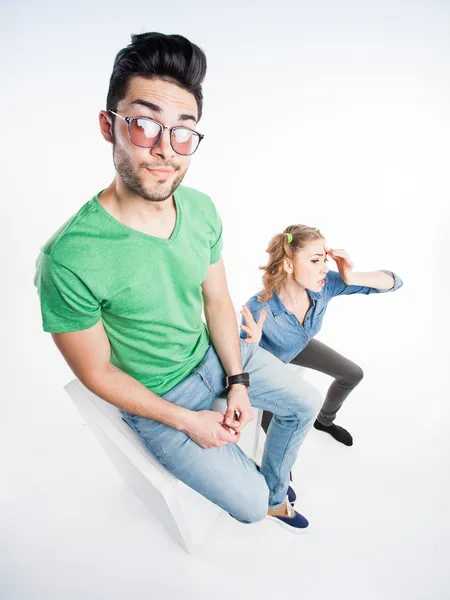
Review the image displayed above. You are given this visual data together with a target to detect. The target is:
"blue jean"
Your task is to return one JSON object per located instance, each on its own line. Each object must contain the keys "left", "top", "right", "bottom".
{"left": 122, "top": 340, "right": 322, "bottom": 523}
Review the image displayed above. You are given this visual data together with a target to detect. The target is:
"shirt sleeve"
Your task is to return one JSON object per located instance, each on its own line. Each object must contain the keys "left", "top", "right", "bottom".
{"left": 34, "top": 252, "right": 102, "bottom": 333}
{"left": 326, "top": 269, "right": 403, "bottom": 299}
{"left": 209, "top": 206, "right": 223, "bottom": 265}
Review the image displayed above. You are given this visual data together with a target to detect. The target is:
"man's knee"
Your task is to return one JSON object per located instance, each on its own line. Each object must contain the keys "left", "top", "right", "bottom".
{"left": 230, "top": 475, "right": 269, "bottom": 524}
{"left": 281, "top": 370, "right": 323, "bottom": 418}
{"left": 293, "top": 384, "right": 322, "bottom": 421}
{"left": 308, "top": 386, "right": 323, "bottom": 416}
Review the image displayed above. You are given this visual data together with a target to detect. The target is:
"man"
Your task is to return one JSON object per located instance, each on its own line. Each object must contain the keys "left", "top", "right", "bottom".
{"left": 34, "top": 32, "right": 321, "bottom": 532}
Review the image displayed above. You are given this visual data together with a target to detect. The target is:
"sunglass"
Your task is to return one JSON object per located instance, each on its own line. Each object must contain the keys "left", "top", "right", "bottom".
{"left": 108, "top": 111, "right": 204, "bottom": 156}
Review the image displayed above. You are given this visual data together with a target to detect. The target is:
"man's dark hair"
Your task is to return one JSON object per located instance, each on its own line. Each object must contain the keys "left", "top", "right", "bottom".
{"left": 106, "top": 32, "right": 207, "bottom": 120}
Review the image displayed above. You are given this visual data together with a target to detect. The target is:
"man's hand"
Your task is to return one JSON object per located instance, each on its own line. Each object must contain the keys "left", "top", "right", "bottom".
{"left": 240, "top": 305, "right": 267, "bottom": 345}
{"left": 183, "top": 410, "right": 241, "bottom": 449}
{"left": 224, "top": 385, "right": 254, "bottom": 431}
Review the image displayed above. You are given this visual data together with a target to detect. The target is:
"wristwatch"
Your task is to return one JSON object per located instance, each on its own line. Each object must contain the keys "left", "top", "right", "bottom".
{"left": 225, "top": 372, "right": 250, "bottom": 388}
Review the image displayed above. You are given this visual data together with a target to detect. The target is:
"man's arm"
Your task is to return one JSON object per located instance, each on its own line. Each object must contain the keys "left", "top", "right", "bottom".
{"left": 52, "top": 320, "right": 241, "bottom": 448}
{"left": 201, "top": 258, "right": 243, "bottom": 377}
{"left": 201, "top": 259, "right": 254, "bottom": 429}
{"left": 52, "top": 319, "right": 192, "bottom": 428}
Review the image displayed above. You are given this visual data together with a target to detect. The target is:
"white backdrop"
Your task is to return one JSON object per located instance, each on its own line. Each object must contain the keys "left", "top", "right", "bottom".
{"left": 1, "top": 1, "right": 449, "bottom": 599}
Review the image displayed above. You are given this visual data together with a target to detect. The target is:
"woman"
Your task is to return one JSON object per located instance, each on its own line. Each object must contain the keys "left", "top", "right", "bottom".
{"left": 240, "top": 224, "right": 403, "bottom": 447}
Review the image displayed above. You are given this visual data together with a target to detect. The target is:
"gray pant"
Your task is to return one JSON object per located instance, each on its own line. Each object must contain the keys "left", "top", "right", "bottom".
{"left": 262, "top": 338, "right": 364, "bottom": 433}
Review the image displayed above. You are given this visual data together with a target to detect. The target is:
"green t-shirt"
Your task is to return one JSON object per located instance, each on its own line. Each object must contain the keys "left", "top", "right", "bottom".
{"left": 34, "top": 185, "right": 223, "bottom": 396}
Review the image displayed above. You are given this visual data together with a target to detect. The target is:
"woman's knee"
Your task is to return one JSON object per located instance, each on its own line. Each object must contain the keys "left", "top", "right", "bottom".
{"left": 347, "top": 364, "right": 364, "bottom": 385}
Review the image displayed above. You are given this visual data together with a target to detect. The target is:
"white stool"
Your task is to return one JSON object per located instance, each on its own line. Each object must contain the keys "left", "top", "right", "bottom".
{"left": 65, "top": 379, "right": 263, "bottom": 554}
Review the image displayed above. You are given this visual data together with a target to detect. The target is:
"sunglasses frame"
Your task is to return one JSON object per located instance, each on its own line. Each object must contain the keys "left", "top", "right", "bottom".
{"left": 108, "top": 110, "right": 204, "bottom": 156}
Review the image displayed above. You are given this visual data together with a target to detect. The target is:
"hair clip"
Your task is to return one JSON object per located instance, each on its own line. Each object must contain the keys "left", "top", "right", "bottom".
{"left": 285, "top": 233, "right": 293, "bottom": 244}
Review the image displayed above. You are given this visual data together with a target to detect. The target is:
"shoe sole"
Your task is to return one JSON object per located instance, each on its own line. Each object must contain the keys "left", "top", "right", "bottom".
{"left": 266, "top": 515, "right": 309, "bottom": 534}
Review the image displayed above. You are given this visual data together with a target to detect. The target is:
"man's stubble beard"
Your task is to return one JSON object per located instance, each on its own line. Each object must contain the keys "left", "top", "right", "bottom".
{"left": 113, "top": 144, "right": 188, "bottom": 203}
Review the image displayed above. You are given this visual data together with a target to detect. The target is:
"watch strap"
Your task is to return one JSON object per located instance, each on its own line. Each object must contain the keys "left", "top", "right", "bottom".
{"left": 225, "top": 372, "right": 250, "bottom": 388}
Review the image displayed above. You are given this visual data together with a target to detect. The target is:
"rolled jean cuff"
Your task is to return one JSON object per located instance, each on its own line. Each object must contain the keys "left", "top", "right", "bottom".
{"left": 268, "top": 498, "right": 287, "bottom": 511}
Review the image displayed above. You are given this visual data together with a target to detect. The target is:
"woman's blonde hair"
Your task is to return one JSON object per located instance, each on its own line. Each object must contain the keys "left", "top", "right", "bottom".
{"left": 258, "top": 224, "right": 325, "bottom": 302}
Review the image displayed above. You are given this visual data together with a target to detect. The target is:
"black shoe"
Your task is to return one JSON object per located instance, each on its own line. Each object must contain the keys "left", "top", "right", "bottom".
{"left": 314, "top": 420, "right": 353, "bottom": 446}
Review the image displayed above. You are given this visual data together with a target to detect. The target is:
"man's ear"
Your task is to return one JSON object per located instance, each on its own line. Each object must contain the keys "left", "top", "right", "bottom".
{"left": 99, "top": 111, "right": 113, "bottom": 144}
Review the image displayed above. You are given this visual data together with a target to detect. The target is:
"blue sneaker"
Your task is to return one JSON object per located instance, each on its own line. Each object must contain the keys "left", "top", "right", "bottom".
{"left": 287, "top": 485, "right": 296, "bottom": 506}
{"left": 267, "top": 499, "right": 309, "bottom": 533}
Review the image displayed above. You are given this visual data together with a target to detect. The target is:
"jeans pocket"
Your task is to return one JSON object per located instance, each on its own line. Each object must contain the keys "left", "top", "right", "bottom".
{"left": 192, "top": 344, "right": 225, "bottom": 395}
{"left": 193, "top": 367, "right": 216, "bottom": 394}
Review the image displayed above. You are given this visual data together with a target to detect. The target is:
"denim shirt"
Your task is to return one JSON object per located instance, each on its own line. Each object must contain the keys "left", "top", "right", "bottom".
{"left": 240, "top": 269, "right": 403, "bottom": 364}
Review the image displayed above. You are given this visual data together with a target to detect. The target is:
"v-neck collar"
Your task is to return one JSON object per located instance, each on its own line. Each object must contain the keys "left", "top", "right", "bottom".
{"left": 93, "top": 189, "right": 182, "bottom": 244}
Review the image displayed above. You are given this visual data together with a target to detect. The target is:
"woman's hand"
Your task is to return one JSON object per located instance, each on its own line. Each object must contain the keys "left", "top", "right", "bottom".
{"left": 240, "top": 305, "right": 267, "bottom": 345}
{"left": 326, "top": 248, "right": 354, "bottom": 283}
